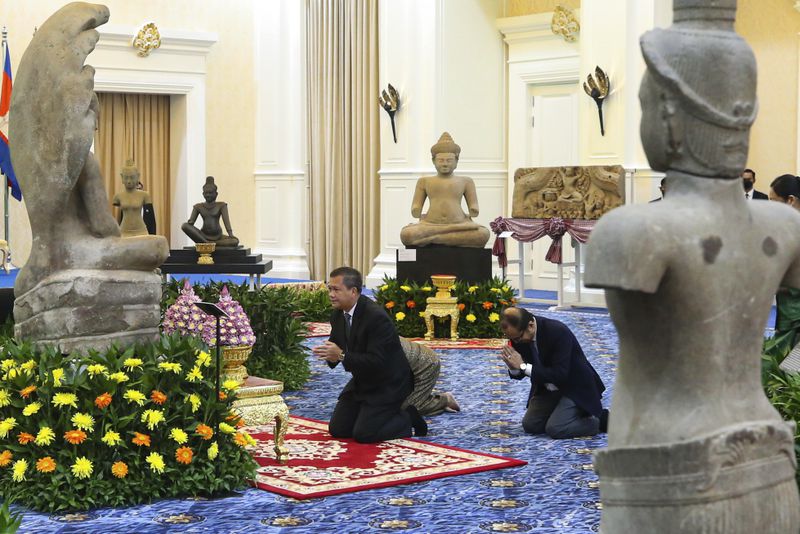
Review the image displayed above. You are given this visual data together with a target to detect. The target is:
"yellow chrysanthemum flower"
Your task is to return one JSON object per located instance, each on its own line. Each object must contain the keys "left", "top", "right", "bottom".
{"left": 221, "top": 379, "right": 240, "bottom": 392}
{"left": 158, "top": 362, "right": 182, "bottom": 374}
{"left": 34, "top": 427, "right": 55, "bottom": 446}
{"left": 122, "top": 358, "right": 143, "bottom": 371}
{"left": 395, "top": 312, "right": 406, "bottom": 321}
{"left": 108, "top": 372, "right": 130, "bottom": 383}
{"left": 502, "top": 285, "right": 510, "bottom": 291}
{"left": 123, "top": 389, "right": 146, "bottom": 406}
{"left": 219, "top": 422, "right": 235, "bottom": 434}
{"left": 86, "top": 364, "right": 108, "bottom": 377}
{"left": 0, "top": 418, "right": 17, "bottom": 439}
{"left": 490, "top": 287, "right": 502, "bottom": 293}
{"left": 0, "top": 359, "right": 14, "bottom": 371}
{"left": 146, "top": 452, "right": 165, "bottom": 474}
{"left": 207, "top": 442, "right": 219, "bottom": 460}
{"left": 380, "top": 284, "right": 389, "bottom": 291}
{"left": 188, "top": 394, "right": 201, "bottom": 413}
{"left": 20, "top": 360, "right": 36, "bottom": 373}
{"left": 71, "top": 412, "right": 95, "bottom": 432}
{"left": 52, "top": 392, "right": 78, "bottom": 408}
{"left": 12, "top": 459, "right": 27, "bottom": 482}
{"left": 71, "top": 457, "right": 93, "bottom": 479}
{"left": 169, "top": 428, "right": 188, "bottom": 444}
{"left": 101, "top": 430, "right": 122, "bottom": 447}
{"left": 0, "top": 390, "right": 10, "bottom": 408}
{"left": 22, "top": 402, "right": 41, "bottom": 417}
{"left": 421, "top": 286, "right": 432, "bottom": 292}
{"left": 489, "top": 312, "right": 500, "bottom": 323}
{"left": 195, "top": 351, "right": 211, "bottom": 368}
{"left": 52, "top": 368, "right": 64, "bottom": 387}
{"left": 140, "top": 409, "right": 165, "bottom": 430}
{"left": 186, "top": 366, "right": 203, "bottom": 382}
{"left": 400, "top": 285, "right": 411, "bottom": 292}
{"left": 466, "top": 313, "right": 477, "bottom": 322}
{"left": 468, "top": 286, "right": 478, "bottom": 293}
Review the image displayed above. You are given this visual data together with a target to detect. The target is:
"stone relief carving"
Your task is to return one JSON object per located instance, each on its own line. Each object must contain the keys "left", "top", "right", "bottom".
{"left": 511, "top": 165, "right": 624, "bottom": 220}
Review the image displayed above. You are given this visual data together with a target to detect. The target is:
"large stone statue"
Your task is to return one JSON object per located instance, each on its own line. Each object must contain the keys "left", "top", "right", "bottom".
{"left": 400, "top": 132, "right": 490, "bottom": 248}
{"left": 113, "top": 159, "right": 153, "bottom": 238}
{"left": 10, "top": 3, "right": 168, "bottom": 352}
{"left": 584, "top": 1, "right": 800, "bottom": 532}
{"left": 181, "top": 176, "right": 239, "bottom": 248}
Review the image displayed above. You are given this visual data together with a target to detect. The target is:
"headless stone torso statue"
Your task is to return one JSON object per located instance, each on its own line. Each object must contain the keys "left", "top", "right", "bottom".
{"left": 181, "top": 176, "right": 239, "bottom": 248}
{"left": 584, "top": 1, "right": 800, "bottom": 532}
{"left": 400, "top": 132, "right": 490, "bottom": 248}
{"left": 9, "top": 3, "right": 168, "bottom": 352}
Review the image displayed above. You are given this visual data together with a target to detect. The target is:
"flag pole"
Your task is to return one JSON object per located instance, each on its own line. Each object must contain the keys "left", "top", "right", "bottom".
{"left": 1, "top": 27, "right": 9, "bottom": 256}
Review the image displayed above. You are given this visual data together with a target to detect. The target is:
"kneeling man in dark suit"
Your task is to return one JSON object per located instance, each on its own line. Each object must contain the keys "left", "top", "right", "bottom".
{"left": 312, "top": 267, "right": 427, "bottom": 443}
{"left": 499, "top": 307, "right": 608, "bottom": 439}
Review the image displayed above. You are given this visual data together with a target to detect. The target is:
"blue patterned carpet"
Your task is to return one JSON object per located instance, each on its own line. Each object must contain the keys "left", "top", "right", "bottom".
{"left": 13, "top": 308, "right": 617, "bottom": 533}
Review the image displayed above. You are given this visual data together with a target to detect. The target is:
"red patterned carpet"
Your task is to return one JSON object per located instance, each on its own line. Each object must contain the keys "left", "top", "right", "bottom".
{"left": 247, "top": 416, "right": 527, "bottom": 499}
{"left": 304, "top": 322, "right": 506, "bottom": 349}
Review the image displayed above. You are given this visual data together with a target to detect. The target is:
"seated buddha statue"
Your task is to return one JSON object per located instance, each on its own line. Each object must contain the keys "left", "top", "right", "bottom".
{"left": 181, "top": 176, "right": 240, "bottom": 248}
{"left": 399, "top": 132, "right": 490, "bottom": 248}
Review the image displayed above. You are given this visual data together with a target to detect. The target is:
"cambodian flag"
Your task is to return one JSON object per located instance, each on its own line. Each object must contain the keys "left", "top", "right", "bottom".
{"left": 0, "top": 45, "right": 22, "bottom": 201}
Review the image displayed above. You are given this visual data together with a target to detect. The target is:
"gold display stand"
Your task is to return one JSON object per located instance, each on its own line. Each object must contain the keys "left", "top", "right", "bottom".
{"left": 424, "top": 275, "right": 459, "bottom": 341}
{"left": 195, "top": 242, "right": 216, "bottom": 265}
{"left": 233, "top": 376, "right": 290, "bottom": 461}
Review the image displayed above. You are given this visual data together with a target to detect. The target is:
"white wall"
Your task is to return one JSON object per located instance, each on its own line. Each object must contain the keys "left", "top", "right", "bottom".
{"left": 367, "top": 0, "right": 507, "bottom": 288}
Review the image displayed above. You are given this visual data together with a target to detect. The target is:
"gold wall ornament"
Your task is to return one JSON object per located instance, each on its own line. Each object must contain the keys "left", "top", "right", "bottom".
{"left": 583, "top": 66, "right": 610, "bottom": 136}
{"left": 379, "top": 84, "right": 400, "bottom": 143}
{"left": 551, "top": 5, "right": 580, "bottom": 43}
{"left": 132, "top": 22, "right": 161, "bottom": 57}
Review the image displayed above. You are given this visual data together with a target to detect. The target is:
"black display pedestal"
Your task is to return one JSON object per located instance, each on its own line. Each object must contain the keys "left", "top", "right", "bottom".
{"left": 161, "top": 247, "right": 272, "bottom": 289}
{"left": 395, "top": 246, "right": 492, "bottom": 285}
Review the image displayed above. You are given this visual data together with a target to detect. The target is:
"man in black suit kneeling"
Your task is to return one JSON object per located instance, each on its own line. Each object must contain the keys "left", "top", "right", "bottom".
{"left": 312, "top": 266, "right": 427, "bottom": 442}
{"left": 499, "top": 307, "right": 608, "bottom": 439}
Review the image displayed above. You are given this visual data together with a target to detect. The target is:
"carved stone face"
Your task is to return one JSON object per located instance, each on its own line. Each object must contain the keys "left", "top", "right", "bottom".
{"left": 121, "top": 171, "right": 139, "bottom": 191}
{"left": 433, "top": 153, "right": 458, "bottom": 176}
{"left": 639, "top": 73, "right": 673, "bottom": 173}
{"left": 202, "top": 188, "right": 218, "bottom": 203}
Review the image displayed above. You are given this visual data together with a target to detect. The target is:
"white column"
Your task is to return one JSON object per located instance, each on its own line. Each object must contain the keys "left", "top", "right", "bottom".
{"left": 367, "top": 0, "right": 507, "bottom": 288}
{"left": 252, "top": 0, "right": 310, "bottom": 279}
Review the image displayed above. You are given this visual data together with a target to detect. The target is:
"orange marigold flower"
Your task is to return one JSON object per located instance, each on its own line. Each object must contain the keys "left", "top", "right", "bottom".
{"left": 111, "top": 461, "right": 128, "bottom": 478}
{"left": 406, "top": 300, "right": 416, "bottom": 309}
{"left": 94, "top": 392, "right": 113, "bottom": 409}
{"left": 482, "top": 301, "right": 494, "bottom": 310}
{"left": 19, "top": 385, "right": 36, "bottom": 399}
{"left": 64, "top": 429, "right": 87, "bottom": 445}
{"left": 218, "top": 391, "right": 227, "bottom": 401}
{"left": 150, "top": 390, "right": 167, "bottom": 405}
{"left": 385, "top": 301, "right": 395, "bottom": 310}
{"left": 18, "top": 432, "right": 34, "bottom": 445}
{"left": 457, "top": 303, "right": 466, "bottom": 311}
{"left": 236, "top": 419, "right": 246, "bottom": 428}
{"left": 132, "top": 432, "right": 151, "bottom": 447}
{"left": 0, "top": 450, "right": 11, "bottom": 467}
{"left": 175, "top": 446, "right": 193, "bottom": 465}
{"left": 35, "top": 456, "right": 56, "bottom": 473}
{"left": 195, "top": 424, "right": 213, "bottom": 440}
{"left": 500, "top": 300, "right": 508, "bottom": 306}
{"left": 234, "top": 433, "right": 249, "bottom": 447}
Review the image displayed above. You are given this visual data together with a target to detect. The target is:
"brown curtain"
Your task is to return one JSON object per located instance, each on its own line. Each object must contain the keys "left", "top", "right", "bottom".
{"left": 307, "top": 0, "right": 380, "bottom": 280}
{"left": 94, "top": 93, "right": 171, "bottom": 241}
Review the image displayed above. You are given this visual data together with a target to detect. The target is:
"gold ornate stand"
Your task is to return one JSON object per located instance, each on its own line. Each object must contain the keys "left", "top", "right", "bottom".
{"left": 195, "top": 242, "right": 216, "bottom": 265}
{"left": 424, "top": 275, "right": 459, "bottom": 341}
{"left": 233, "top": 376, "right": 290, "bottom": 461}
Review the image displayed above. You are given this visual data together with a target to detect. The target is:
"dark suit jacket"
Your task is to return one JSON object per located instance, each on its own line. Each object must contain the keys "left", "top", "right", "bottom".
{"left": 328, "top": 295, "right": 413, "bottom": 406}
{"left": 751, "top": 189, "right": 768, "bottom": 200}
{"left": 509, "top": 315, "right": 605, "bottom": 417}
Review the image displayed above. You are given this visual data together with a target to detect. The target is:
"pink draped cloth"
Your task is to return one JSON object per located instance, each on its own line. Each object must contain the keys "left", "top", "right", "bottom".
{"left": 490, "top": 217, "right": 596, "bottom": 266}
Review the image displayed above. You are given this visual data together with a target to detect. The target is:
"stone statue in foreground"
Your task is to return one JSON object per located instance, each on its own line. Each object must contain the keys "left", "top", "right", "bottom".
{"left": 400, "top": 132, "right": 490, "bottom": 248}
{"left": 181, "top": 176, "right": 240, "bottom": 248}
{"left": 584, "top": 1, "right": 800, "bottom": 532}
{"left": 113, "top": 159, "right": 153, "bottom": 238}
{"left": 10, "top": 2, "right": 168, "bottom": 352}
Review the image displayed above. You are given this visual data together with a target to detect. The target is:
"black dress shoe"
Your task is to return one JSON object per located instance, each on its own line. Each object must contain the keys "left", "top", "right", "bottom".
{"left": 599, "top": 409, "right": 609, "bottom": 433}
{"left": 405, "top": 406, "right": 428, "bottom": 437}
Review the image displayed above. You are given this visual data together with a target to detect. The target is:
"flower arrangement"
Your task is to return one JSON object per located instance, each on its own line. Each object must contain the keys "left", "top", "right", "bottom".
{"left": 374, "top": 277, "right": 516, "bottom": 338}
{"left": 162, "top": 280, "right": 214, "bottom": 340}
{"left": 0, "top": 335, "right": 256, "bottom": 512}
{"left": 203, "top": 285, "right": 256, "bottom": 348}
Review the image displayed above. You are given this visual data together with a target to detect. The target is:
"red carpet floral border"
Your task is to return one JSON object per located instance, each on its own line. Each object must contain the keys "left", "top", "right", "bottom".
{"left": 246, "top": 416, "right": 527, "bottom": 499}
{"left": 304, "top": 322, "right": 506, "bottom": 349}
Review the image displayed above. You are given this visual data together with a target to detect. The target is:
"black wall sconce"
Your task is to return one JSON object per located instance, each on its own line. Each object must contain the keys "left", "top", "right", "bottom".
{"left": 583, "top": 67, "right": 610, "bottom": 136}
{"left": 379, "top": 84, "right": 400, "bottom": 143}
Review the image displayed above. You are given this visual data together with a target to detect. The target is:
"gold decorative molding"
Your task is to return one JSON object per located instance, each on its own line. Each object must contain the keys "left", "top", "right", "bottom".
{"left": 551, "top": 5, "right": 580, "bottom": 43}
{"left": 132, "top": 22, "right": 161, "bottom": 57}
